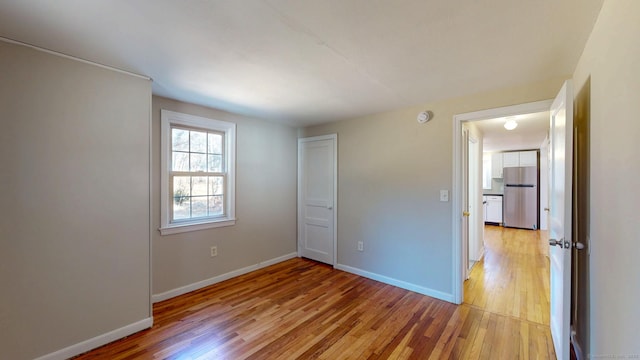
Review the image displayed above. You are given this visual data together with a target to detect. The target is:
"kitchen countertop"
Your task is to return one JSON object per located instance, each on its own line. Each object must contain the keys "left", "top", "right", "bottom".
{"left": 483, "top": 193, "right": 503, "bottom": 196}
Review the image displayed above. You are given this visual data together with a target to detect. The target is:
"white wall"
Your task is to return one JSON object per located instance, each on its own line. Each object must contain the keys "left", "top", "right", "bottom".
{"left": 0, "top": 41, "right": 151, "bottom": 359}
{"left": 151, "top": 96, "right": 298, "bottom": 298}
{"left": 301, "top": 77, "right": 566, "bottom": 300}
{"left": 573, "top": 1, "right": 640, "bottom": 356}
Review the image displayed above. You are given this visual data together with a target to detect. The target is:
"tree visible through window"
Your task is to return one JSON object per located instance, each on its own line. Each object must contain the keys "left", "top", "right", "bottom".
{"left": 160, "top": 110, "right": 236, "bottom": 235}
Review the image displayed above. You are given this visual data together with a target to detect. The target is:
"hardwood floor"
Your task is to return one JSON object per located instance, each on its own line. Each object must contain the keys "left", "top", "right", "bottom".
{"left": 75, "top": 226, "right": 554, "bottom": 359}
{"left": 464, "top": 225, "right": 551, "bottom": 324}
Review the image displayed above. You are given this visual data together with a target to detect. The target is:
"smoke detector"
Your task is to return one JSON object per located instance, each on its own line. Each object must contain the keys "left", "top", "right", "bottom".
{"left": 417, "top": 111, "right": 432, "bottom": 124}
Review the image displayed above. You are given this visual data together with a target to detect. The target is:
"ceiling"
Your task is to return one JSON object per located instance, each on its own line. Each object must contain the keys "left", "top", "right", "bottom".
{"left": 0, "top": 0, "right": 603, "bottom": 127}
{"left": 474, "top": 112, "right": 549, "bottom": 152}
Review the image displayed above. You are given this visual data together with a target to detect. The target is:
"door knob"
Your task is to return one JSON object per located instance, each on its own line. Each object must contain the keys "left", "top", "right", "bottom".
{"left": 573, "top": 242, "right": 585, "bottom": 250}
{"left": 463, "top": 211, "right": 470, "bottom": 217}
{"left": 327, "top": 205, "right": 333, "bottom": 210}
{"left": 544, "top": 207, "right": 550, "bottom": 211}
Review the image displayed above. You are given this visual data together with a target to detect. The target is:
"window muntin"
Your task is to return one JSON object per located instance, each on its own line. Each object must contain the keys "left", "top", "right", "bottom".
{"left": 170, "top": 126, "right": 226, "bottom": 222}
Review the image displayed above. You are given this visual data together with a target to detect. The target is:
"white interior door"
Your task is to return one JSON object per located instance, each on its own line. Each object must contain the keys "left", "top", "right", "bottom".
{"left": 549, "top": 80, "right": 573, "bottom": 360}
{"left": 298, "top": 135, "right": 337, "bottom": 265}
{"left": 468, "top": 136, "right": 480, "bottom": 265}
{"left": 461, "top": 128, "right": 470, "bottom": 279}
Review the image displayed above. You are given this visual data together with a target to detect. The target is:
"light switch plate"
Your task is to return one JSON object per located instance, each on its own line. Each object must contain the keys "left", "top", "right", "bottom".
{"left": 440, "top": 190, "right": 449, "bottom": 202}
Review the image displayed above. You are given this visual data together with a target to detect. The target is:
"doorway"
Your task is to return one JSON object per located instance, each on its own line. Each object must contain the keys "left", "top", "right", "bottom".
{"left": 451, "top": 100, "right": 553, "bottom": 303}
{"left": 453, "top": 101, "right": 557, "bottom": 357}
{"left": 454, "top": 83, "right": 578, "bottom": 360}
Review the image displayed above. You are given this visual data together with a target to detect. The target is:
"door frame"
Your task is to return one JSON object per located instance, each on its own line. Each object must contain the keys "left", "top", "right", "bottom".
{"left": 451, "top": 100, "right": 552, "bottom": 304}
{"left": 297, "top": 134, "right": 338, "bottom": 266}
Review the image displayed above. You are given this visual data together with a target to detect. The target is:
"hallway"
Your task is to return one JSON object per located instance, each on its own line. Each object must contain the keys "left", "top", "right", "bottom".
{"left": 461, "top": 225, "right": 555, "bottom": 358}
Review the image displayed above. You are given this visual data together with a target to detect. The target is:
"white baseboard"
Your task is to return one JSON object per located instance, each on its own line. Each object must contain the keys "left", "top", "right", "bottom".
{"left": 152, "top": 252, "right": 298, "bottom": 303}
{"left": 34, "top": 317, "right": 153, "bottom": 360}
{"left": 470, "top": 246, "right": 485, "bottom": 262}
{"left": 335, "top": 264, "right": 455, "bottom": 303}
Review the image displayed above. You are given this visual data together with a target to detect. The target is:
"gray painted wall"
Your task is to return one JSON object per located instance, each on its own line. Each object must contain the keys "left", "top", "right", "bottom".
{"left": 573, "top": 1, "right": 640, "bottom": 356}
{"left": 300, "top": 77, "right": 564, "bottom": 298}
{"left": 0, "top": 41, "right": 151, "bottom": 359}
{"left": 151, "top": 96, "right": 298, "bottom": 296}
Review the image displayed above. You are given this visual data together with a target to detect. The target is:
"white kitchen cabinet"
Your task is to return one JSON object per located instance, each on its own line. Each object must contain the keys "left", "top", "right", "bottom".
{"left": 502, "top": 152, "right": 520, "bottom": 167}
{"left": 491, "top": 153, "right": 503, "bottom": 178}
{"left": 502, "top": 151, "right": 538, "bottom": 167}
{"left": 485, "top": 195, "right": 503, "bottom": 224}
{"left": 519, "top": 151, "right": 537, "bottom": 166}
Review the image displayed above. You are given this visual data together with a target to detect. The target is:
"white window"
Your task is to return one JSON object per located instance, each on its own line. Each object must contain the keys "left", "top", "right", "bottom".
{"left": 160, "top": 110, "right": 236, "bottom": 235}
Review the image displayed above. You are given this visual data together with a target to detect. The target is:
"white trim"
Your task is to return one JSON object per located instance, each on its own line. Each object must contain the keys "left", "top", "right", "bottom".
{"left": 0, "top": 36, "right": 151, "bottom": 81}
{"left": 152, "top": 252, "right": 298, "bottom": 303}
{"left": 159, "top": 218, "right": 236, "bottom": 235}
{"left": 297, "top": 134, "right": 338, "bottom": 266}
{"left": 454, "top": 100, "right": 553, "bottom": 122}
{"left": 148, "top": 89, "right": 154, "bottom": 317}
{"left": 335, "top": 264, "right": 454, "bottom": 303}
{"left": 34, "top": 317, "right": 153, "bottom": 360}
{"left": 451, "top": 99, "right": 553, "bottom": 304}
{"left": 160, "top": 109, "right": 236, "bottom": 235}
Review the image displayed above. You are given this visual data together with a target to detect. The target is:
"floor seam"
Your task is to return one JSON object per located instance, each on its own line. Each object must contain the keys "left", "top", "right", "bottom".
{"left": 460, "top": 302, "right": 549, "bottom": 326}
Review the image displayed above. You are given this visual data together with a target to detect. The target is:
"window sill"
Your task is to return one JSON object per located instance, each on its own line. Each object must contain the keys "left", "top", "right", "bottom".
{"left": 159, "top": 218, "right": 236, "bottom": 235}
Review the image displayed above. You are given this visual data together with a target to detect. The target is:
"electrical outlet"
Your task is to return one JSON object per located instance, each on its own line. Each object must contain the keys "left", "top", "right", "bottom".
{"left": 210, "top": 246, "right": 218, "bottom": 257}
{"left": 357, "top": 241, "right": 363, "bottom": 252}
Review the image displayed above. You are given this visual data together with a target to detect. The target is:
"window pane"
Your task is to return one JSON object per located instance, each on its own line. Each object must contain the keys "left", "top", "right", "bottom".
{"left": 190, "top": 153, "right": 207, "bottom": 172}
{"left": 173, "top": 176, "right": 191, "bottom": 197}
{"left": 172, "top": 151, "right": 189, "bottom": 171}
{"left": 208, "top": 133, "right": 223, "bottom": 154}
{"left": 190, "top": 130, "right": 207, "bottom": 153}
{"left": 208, "top": 195, "right": 224, "bottom": 216}
{"left": 192, "top": 176, "right": 207, "bottom": 196}
{"left": 172, "top": 128, "right": 189, "bottom": 151}
{"left": 173, "top": 176, "right": 191, "bottom": 220}
{"left": 208, "top": 154, "right": 223, "bottom": 172}
{"left": 173, "top": 202, "right": 190, "bottom": 220}
{"left": 209, "top": 176, "right": 224, "bottom": 196}
{"left": 191, "top": 196, "right": 208, "bottom": 218}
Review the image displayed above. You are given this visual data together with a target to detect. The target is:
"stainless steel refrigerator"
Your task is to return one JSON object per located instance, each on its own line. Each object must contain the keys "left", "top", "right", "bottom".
{"left": 503, "top": 166, "right": 538, "bottom": 230}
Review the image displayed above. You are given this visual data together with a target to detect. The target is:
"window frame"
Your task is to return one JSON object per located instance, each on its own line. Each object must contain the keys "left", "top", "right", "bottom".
{"left": 160, "top": 109, "right": 236, "bottom": 235}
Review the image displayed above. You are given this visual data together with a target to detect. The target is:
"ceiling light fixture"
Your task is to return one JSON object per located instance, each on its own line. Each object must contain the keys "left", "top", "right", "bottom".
{"left": 504, "top": 118, "right": 518, "bottom": 130}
